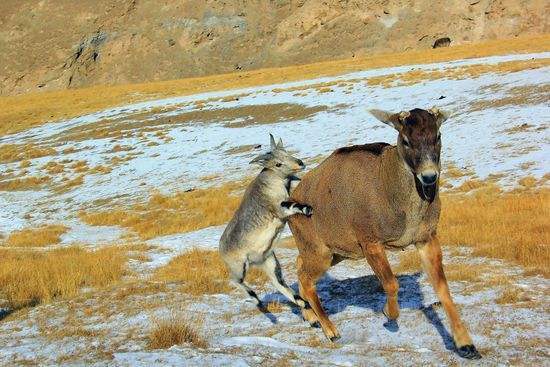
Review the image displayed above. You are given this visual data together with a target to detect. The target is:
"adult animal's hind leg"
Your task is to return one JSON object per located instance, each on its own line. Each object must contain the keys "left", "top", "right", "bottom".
{"left": 259, "top": 251, "right": 308, "bottom": 308}
{"left": 417, "top": 236, "right": 481, "bottom": 359}
{"left": 297, "top": 252, "right": 340, "bottom": 341}
{"left": 363, "top": 243, "right": 400, "bottom": 320}
{"left": 227, "top": 259, "right": 262, "bottom": 306}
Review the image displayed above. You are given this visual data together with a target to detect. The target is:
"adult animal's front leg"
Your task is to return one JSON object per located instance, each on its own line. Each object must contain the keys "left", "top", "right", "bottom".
{"left": 363, "top": 243, "right": 400, "bottom": 320}
{"left": 417, "top": 236, "right": 481, "bottom": 359}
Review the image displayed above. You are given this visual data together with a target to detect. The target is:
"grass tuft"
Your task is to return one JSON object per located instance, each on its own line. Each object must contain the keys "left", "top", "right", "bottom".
{"left": 148, "top": 315, "right": 207, "bottom": 349}
{"left": 495, "top": 286, "right": 531, "bottom": 304}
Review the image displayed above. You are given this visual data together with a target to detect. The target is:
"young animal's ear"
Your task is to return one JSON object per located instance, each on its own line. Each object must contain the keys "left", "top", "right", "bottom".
{"left": 369, "top": 109, "right": 408, "bottom": 131}
{"left": 428, "top": 107, "right": 449, "bottom": 128}
{"left": 269, "top": 134, "right": 277, "bottom": 151}
{"left": 250, "top": 152, "right": 272, "bottom": 166}
{"left": 277, "top": 137, "right": 284, "bottom": 149}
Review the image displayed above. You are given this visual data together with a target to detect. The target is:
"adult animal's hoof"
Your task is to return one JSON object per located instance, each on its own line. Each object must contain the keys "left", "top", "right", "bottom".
{"left": 457, "top": 344, "right": 482, "bottom": 359}
{"left": 329, "top": 335, "right": 341, "bottom": 343}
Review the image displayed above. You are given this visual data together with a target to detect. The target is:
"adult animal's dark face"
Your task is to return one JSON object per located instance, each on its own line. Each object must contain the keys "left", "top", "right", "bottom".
{"left": 369, "top": 107, "right": 448, "bottom": 201}
{"left": 398, "top": 109, "right": 442, "bottom": 186}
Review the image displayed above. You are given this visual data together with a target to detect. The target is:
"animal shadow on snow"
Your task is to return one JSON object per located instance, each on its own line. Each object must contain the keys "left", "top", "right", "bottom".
{"left": 261, "top": 272, "right": 455, "bottom": 351}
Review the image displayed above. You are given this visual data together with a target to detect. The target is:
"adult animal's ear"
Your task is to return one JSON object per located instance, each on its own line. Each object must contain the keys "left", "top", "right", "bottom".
{"left": 269, "top": 134, "right": 277, "bottom": 151}
{"left": 277, "top": 137, "right": 284, "bottom": 149}
{"left": 250, "top": 152, "right": 272, "bottom": 166}
{"left": 369, "top": 109, "right": 408, "bottom": 131}
{"left": 428, "top": 107, "right": 449, "bottom": 128}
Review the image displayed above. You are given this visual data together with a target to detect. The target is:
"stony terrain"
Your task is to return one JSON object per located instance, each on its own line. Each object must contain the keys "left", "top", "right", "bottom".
{"left": 1, "top": 0, "right": 548, "bottom": 95}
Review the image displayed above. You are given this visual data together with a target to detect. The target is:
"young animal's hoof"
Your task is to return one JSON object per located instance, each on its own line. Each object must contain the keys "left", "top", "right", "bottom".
{"left": 457, "top": 345, "right": 482, "bottom": 359}
{"left": 329, "top": 335, "right": 341, "bottom": 343}
{"left": 302, "top": 205, "right": 313, "bottom": 217}
{"left": 310, "top": 321, "right": 321, "bottom": 328}
{"left": 294, "top": 295, "right": 309, "bottom": 309}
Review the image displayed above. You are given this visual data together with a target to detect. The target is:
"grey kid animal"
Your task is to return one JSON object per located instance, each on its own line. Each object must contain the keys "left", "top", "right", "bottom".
{"left": 219, "top": 134, "right": 312, "bottom": 309}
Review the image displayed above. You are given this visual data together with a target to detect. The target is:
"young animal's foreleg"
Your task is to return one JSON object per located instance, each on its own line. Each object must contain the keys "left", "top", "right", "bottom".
{"left": 280, "top": 200, "right": 313, "bottom": 217}
{"left": 417, "top": 236, "right": 481, "bottom": 359}
{"left": 260, "top": 251, "right": 308, "bottom": 309}
{"left": 227, "top": 260, "right": 262, "bottom": 306}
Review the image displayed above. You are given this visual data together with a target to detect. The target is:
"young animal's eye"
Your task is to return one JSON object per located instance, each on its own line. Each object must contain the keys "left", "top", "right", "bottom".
{"left": 437, "top": 133, "right": 441, "bottom": 142}
{"left": 276, "top": 163, "right": 282, "bottom": 167}
{"left": 402, "top": 137, "right": 410, "bottom": 148}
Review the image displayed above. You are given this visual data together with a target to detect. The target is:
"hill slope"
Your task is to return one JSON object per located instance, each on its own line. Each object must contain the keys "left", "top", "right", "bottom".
{"left": 1, "top": 0, "right": 548, "bottom": 95}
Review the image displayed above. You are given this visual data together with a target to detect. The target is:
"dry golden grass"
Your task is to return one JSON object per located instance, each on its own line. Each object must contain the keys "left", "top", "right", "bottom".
{"left": 0, "top": 143, "right": 56, "bottom": 163}
{"left": 81, "top": 180, "right": 246, "bottom": 239}
{"left": 153, "top": 248, "right": 267, "bottom": 296}
{"left": 148, "top": 315, "right": 207, "bottom": 349}
{"left": 440, "top": 186, "right": 550, "bottom": 277}
{"left": 444, "top": 263, "right": 484, "bottom": 282}
{"left": 452, "top": 178, "right": 490, "bottom": 193}
{"left": 495, "top": 286, "right": 532, "bottom": 304}
{"left": 0, "top": 246, "right": 127, "bottom": 309}
{"left": 264, "top": 301, "right": 285, "bottom": 313}
{"left": 42, "top": 161, "right": 65, "bottom": 175}
{"left": 54, "top": 174, "right": 84, "bottom": 193}
{"left": 518, "top": 175, "right": 538, "bottom": 188}
{"left": 2, "top": 35, "right": 549, "bottom": 136}
{"left": 368, "top": 58, "right": 550, "bottom": 88}
{"left": 89, "top": 164, "right": 112, "bottom": 175}
{"left": 443, "top": 163, "right": 475, "bottom": 179}
{"left": 70, "top": 160, "right": 89, "bottom": 173}
{"left": 0, "top": 175, "right": 51, "bottom": 191}
{"left": 394, "top": 250, "right": 422, "bottom": 274}
{"left": 3, "top": 225, "right": 68, "bottom": 247}
{"left": 470, "top": 84, "right": 550, "bottom": 112}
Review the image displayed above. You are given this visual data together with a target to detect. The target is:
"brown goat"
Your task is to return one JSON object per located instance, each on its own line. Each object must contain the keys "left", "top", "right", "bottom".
{"left": 288, "top": 107, "right": 481, "bottom": 359}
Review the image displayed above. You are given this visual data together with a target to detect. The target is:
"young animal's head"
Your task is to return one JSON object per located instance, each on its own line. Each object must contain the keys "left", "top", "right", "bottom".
{"left": 250, "top": 134, "right": 305, "bottom": 177}
{"left": 369, "top": 107, "right": 448, "bottom": 187}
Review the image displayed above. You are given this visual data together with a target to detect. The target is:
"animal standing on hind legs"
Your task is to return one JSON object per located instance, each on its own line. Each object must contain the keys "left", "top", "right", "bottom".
{"left": 219, "top": 134, "right": 313, "bottom": 311}
{"left": 288, "top": 107, "right": 482, "bottom": 359}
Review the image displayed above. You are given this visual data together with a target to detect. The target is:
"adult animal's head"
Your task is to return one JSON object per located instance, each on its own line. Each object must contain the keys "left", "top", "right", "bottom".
{"left": 370, "top": 107, "right": 448, "bottom": 192}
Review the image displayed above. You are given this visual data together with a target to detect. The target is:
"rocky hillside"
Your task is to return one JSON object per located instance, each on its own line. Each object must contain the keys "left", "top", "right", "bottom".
{"left": 0, "top": 0, "right": 547, "bottom": 95}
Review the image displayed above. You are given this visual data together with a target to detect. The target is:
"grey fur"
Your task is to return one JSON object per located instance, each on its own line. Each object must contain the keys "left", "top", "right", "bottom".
{"left": 219, "top": 134, "right": 311, "bottom": 309}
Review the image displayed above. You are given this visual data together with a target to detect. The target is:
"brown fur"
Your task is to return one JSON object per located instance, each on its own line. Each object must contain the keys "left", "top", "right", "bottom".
{"left": 288, "top": 108, "right": 480, "bottom": 358}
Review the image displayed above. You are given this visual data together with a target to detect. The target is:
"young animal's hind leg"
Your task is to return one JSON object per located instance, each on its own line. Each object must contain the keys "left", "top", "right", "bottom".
{"left": 227, "top": 260, "right": 262, "bottom": 306}
{"left": 259, "top": 252, "right": 308, "bottom": 308}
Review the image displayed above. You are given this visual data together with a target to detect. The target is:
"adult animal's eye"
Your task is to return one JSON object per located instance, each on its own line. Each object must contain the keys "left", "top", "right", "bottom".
{"left": 437, "top": 133, "right": 441, "bottom": 142}
{"left": 276, "top": 163, "right": 282, "bottom": 167}
{"left": 402, "top": 137, "right": 411, "bottom": 148}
